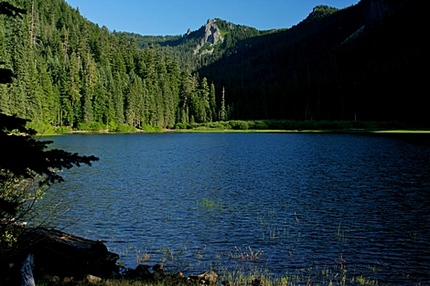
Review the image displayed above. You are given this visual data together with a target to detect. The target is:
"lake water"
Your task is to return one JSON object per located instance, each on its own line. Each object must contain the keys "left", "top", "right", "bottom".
{"left": 34, "top": 132, "right": 430, "bottom": 284}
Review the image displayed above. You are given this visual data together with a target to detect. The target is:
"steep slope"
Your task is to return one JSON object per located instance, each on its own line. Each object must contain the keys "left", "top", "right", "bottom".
{"left": 198, "top": 0, "right": 428, "bottom": 125}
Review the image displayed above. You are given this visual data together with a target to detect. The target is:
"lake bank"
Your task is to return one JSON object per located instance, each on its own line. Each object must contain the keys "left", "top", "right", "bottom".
{"left": 2, "top": 225, "right": 383, "bottom": 286}
{"left": 31, "top": 119, "right": 430, "bottom": 135}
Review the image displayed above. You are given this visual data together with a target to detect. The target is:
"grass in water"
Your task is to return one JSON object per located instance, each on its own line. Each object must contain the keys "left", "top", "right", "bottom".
{"left": 228, "top": 246, "right": 263, "bottom": 262}
{"left": 197, "top": 198, "right": 223, "bottom": 210}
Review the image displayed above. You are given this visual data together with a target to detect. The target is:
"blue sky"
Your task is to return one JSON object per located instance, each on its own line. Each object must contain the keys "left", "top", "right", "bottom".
{"left": 65, "top": 0, "right": 360, "bottom": 36}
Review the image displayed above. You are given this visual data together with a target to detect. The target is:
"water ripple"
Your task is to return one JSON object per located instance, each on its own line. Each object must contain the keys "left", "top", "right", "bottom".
{"left": 34, "top": 133, "right": 430, "bottom": 284}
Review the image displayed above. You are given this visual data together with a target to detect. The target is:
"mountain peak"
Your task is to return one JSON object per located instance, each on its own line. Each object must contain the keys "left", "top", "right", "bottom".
{"left": 193, "top": 19, "right": 224, "bottom": 55}
{"left": 306, "top": 5, "right": 339, "bottom": 21}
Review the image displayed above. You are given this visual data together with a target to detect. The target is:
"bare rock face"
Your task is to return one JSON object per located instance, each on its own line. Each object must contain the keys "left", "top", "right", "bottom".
{"left": 194, "top": 19, "right": 224, "bottom": 55}
{"left": 203, "top": 19, "right": 223, "bottom": 45}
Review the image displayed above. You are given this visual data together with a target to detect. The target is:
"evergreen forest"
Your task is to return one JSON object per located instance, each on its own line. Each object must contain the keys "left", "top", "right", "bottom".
{"left": 0, "top": 0, "right": 428, "bottom": 132}
{"left": 0, "top": 0, "right": 219, "bottom": 132}
{"left": 197, "top": 0, "right": 428, "bottom": 125}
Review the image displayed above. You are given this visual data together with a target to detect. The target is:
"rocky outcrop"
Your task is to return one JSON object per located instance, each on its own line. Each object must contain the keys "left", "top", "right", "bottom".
{"left": 194, "top": 19, "right": 224, "bottom": 55}
{"left": 203, "top": 19, "right": 223, "bottom": 45}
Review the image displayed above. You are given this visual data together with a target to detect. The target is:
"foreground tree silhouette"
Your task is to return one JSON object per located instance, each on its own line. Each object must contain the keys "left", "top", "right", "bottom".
{"left": 0, "top": 1, "right": 98, "bottom": 259}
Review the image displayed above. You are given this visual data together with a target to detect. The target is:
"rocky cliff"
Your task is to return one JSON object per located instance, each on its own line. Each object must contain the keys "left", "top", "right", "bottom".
{"left": 193, "top": 19, "right": 224, "bottom": 55}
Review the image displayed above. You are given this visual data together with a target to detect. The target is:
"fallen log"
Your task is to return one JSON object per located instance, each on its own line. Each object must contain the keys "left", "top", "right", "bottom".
{"left": 19, "top": 227, "right": 119, "bottom": 279}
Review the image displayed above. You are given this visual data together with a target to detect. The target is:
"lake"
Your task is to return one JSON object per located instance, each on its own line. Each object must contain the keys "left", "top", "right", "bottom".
{"left": 34, "top": 132, "right": 430, "bottom": 284}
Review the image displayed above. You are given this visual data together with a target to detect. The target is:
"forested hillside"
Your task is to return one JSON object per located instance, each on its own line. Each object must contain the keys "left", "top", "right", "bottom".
{"left": 120, "top": 18, "right": 273, "bottom": 71}
{"left": 198, "top": 0, "right": 428, "bottom": 125}
{"left": 0, "top": 0, "right": 220, "bottom": 132}
{"left": 0, "top": 0, "right": 427, "bottom": 132}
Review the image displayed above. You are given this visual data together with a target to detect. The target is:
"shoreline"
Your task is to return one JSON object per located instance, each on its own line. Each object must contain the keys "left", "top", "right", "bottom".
{"left": 38, "top": 127, "right": 430, "bottom": 136}
{"left": 32, "top": 119, "right": 430, "bottom": 135}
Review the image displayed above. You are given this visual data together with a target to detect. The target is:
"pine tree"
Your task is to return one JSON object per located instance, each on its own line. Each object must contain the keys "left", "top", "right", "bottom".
{"left": 37, "top": 57, "right": 58, "bottom": 125}
{"left": 209, "top": 82, "right": 217, "bottom": 122}
{"left": 125, "top": 72, "right": 144, "bottom": 127}
{"left": 112, "top": 71, "right": 125, "bottom": 125}
{"left": 200, "top": 77, "right": 210, "bottom": 123}
{"left": 220, "top": 86, "right": 227, "bottom": 121}
{"left": 81, "top": 51, "right": 97, "bottom": 124}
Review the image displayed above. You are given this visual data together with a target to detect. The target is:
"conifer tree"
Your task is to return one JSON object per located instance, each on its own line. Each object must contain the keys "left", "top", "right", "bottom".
{"left": 209, "top": 82, "right": 217, "bottom": 122}
{"left": 111, "top": 79, "right": 124, "bottom": 126}
{"left": 220, "top": 86, "right": 227, "bottom": 121}
{"left": 200, "top": 77, "right": 210, "bottom": 123}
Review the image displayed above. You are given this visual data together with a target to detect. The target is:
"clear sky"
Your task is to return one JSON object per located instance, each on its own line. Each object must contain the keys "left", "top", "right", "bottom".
{"left": 65, "top": 0, "right": 360, "bottom": 36}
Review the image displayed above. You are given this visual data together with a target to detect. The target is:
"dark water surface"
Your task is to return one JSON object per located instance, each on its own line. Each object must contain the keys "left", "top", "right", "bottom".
{"left": 36, "top": 133, "right": 430, "bottom": 283}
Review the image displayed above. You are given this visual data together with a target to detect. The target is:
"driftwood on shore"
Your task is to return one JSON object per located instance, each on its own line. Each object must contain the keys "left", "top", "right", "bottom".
{"left": 20, "top": 226, "right": 119, "bottom": 279}
{"left": 1, "top": 226, "right": 119, "bottom": 284}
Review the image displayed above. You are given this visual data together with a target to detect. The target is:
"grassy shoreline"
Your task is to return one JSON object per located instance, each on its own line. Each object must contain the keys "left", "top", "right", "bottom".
{"left": 37, "top": 263, "right": 383, "bottom": 286}
{"left": 30, "top": 119, "right": 430, "bottom": 135}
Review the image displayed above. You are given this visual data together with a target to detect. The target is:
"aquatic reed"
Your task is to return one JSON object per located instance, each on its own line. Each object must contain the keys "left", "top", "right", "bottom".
{"left": 228, "top": 246, "right": 263, "bottom": 262}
